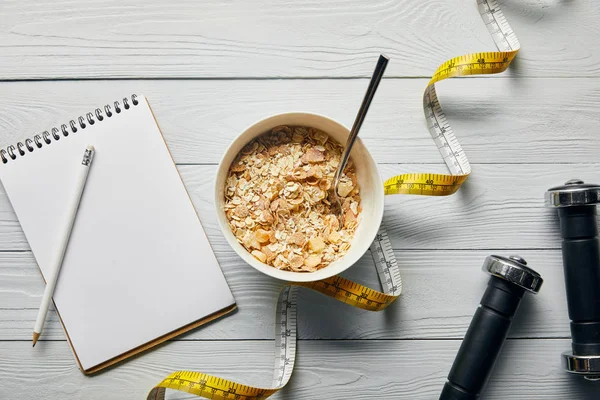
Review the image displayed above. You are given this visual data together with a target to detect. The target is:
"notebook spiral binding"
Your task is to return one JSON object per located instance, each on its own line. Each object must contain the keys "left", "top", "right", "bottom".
{"left": 0, "top": 94, "right": 139, "bottom": 164}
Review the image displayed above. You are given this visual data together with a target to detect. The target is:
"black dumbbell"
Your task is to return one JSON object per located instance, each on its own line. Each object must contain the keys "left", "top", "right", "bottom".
{"left": 440, "top": 255, "right": 543, "bottom": 400}
{"left": 546, "top": 179, "right": 600, "bottom": 380}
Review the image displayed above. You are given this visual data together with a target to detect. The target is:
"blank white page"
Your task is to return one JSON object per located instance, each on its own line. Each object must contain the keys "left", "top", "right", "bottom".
{"left": 0, "top": 95, "right": 235, "bottom": 371}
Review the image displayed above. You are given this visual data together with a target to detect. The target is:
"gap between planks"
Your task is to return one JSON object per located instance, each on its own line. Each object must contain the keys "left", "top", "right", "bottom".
{"left": 0, "top": 337, "right": 573, "bottom": 342}
{"left": 1, "top": 76, "right": 598, "bottom": 83}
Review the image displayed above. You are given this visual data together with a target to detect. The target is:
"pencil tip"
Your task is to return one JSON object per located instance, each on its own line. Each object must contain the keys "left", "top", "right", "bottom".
{"left": 32, "top": 332, "right": 40, "bottom": 347}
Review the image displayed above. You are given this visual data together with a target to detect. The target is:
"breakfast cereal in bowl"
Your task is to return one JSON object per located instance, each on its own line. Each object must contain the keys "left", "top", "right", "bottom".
{"left": 215, "top": 112, "right": 383, "bottom": 282}
{"left": 223, "top": 126, "right": 361, "bottom": 272}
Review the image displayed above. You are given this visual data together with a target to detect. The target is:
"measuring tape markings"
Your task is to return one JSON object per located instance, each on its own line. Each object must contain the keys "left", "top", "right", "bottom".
{"left": 148, "top": 227, "right": 400, "bottom": 400}
{"left": 149, "top": 1, "right": 519, "bottom": 398}
{"left": 384, "top": 0, "right": 520, "bottom": 195}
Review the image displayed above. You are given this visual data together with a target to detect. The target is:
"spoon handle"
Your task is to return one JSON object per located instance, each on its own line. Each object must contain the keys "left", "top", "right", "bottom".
{"left": 334, "top": 54, "right": 389, "bottom": 184}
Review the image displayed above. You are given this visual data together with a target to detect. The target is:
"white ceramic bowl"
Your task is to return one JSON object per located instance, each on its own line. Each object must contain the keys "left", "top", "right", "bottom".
{"left": 215, "top": 113, "right": 384, "bottom": 282}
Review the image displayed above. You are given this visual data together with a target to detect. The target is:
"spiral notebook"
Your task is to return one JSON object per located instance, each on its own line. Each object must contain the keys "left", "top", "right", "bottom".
{"left": 0, "top": 95, "right": 236, "bottom": 374}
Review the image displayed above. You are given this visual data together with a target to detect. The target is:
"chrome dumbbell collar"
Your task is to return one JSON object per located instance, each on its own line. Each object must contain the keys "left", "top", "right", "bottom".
{"left": 482, "top": 255, "right": 543, "bottom": 294}
{"left": 562, "top": 352, "right": 600, "bottom": 381}
{"left": 545, "top": 179, "right": 600, "bottom": 208}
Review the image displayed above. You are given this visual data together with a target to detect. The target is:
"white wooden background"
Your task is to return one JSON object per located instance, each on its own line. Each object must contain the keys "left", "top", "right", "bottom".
{"left": 1, "top": 0, "right": 600, "bottom": 398}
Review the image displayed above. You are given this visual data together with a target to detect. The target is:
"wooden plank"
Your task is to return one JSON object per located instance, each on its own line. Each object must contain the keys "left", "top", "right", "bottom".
{"left": 0, "top": 339, "right": 598, "bottom": 399}
{"left": 166, "top": 164, "right": 597, "bottom": 251}
{"left": 0, "top": 163, "right": 587, "bottom": 250}
{"left": 0, "top": 249, "right": 571, "bottom": 340}
{"left": 0, "top": 0, "right": 597, "bottom": 79}
{"left": 0, "top": 78, "right": 599, "bottom": 164}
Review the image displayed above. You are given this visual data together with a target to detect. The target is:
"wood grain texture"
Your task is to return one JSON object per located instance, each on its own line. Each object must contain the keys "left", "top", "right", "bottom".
{"left": 1, "top": 340, "right": 599, "bottom": 400}
{"left": 0, "top": 0, "right": 598, "bottom": 79}
{"left": 0, "top": 78, "right": 599, "bottom": 164}
{"left": 0, "top": 163, "right": 590, "bottom": 251}
{"left": 0, "top": 249, "right": 570, "bottom": 341}
{"left": 1, "top": 1, "right": 598, "bottom": 397}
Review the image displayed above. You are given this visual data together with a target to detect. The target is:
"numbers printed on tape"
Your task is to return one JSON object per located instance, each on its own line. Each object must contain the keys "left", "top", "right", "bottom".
{"left": 384, "top": 173, "right": 468, "bottom": 196}
{"left": 149, "top": 1, "right": 520, "bottom": 398}
{"left": 383, "top": 0, "right": 520, "bottom": 195}
{"left": 149, "top": 227, "right": 401, "bottom": 400}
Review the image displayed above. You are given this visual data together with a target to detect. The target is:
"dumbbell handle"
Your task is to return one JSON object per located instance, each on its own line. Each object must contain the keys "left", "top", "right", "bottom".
{"left": 440, "top": 277, "right": 525, "bottom": 400}
{"left": 558, "top": 206, "right": 600, "bottom": 356}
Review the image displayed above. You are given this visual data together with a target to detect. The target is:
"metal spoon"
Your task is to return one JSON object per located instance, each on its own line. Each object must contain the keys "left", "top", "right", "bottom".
{"left": 331, "top": 54, "right": 389, "bottom": 223}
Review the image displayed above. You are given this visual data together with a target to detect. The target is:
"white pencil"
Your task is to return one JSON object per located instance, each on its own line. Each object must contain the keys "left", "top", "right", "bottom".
{"left": 32, "top": 145, "right": 95, "bottom": 347}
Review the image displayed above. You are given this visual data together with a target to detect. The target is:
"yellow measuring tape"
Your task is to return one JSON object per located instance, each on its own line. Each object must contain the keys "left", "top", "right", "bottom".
{"left": 384, "top": 0, "right": 519, "bottom": 196}
{"left": 148, "top": 1, "right": 520, "bottom": 398}
{"left": 148, "top": 227, "right": 402, "bottom": 400}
